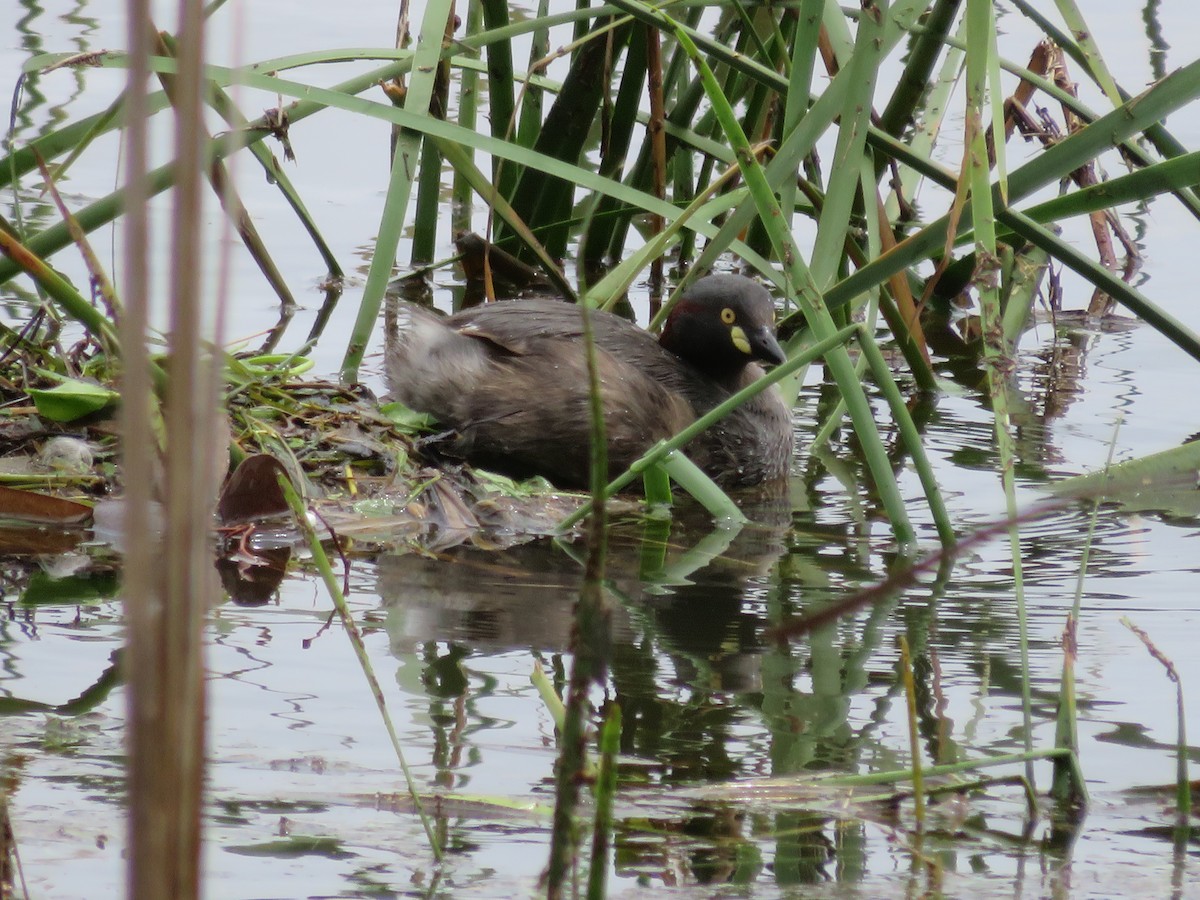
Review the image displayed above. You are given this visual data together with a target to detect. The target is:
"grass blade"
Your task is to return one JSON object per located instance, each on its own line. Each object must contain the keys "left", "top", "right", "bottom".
{"left": 341, "top": 0, "right": 457, "bottom": 381}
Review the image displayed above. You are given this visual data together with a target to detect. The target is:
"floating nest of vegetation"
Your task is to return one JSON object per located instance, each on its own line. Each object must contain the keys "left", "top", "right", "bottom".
{"left": 0, "top": 364, "right": 595, "bottom": 569}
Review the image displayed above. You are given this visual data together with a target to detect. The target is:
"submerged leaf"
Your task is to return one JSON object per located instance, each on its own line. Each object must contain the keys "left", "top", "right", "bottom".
{"left": 0, "top": 484, "right": 93, "bottom": 526}
{"left": 22, "top": 568, "right": 120, "bottom": 606}
{"left": 1050, "top": 441, "right": 1200, "bottom": 517}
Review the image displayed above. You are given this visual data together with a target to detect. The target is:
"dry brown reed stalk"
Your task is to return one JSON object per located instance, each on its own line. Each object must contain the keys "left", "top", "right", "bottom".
{"left": 122, "top": 1, "right": 223, "bottom": 896}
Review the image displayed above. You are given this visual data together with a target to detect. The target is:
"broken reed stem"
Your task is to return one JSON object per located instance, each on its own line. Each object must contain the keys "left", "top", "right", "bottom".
{"left": 1122, "top": 618, "right": 1190, "bottom": 826}
{"left": 899, "top": 635, "right": 925, "bottom": 828}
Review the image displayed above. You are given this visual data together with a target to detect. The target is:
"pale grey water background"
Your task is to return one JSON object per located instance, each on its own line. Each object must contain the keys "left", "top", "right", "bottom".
{"left": 3, "top": 2, "right": 1200, "bottom": 897}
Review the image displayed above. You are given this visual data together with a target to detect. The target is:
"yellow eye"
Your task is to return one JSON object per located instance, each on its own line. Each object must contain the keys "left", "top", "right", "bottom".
{"left": 720, "top": 307, "right": 736, "bottom": 325}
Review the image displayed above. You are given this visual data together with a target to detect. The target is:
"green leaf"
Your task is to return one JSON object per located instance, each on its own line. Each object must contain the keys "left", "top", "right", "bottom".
{"left": 27, "top": 379, "right": 119, "bottom": 422}
{"left": 378, "top": 401, "right": 436, "bottom": 432}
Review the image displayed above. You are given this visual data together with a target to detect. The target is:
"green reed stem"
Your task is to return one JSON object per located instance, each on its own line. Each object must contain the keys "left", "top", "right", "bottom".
{"left": 1052, "top": 421, "right": 1119, "bottom": 804}
{"left": 341, "top": 0, "right": 456, "bottom": 381}
{"left": 834, "top": 746, "right": 1084, "bottom": 796}
{"left": 451, "top": 0, "right": 483, "bottom": 234}
{"left": 640, "top": 463, "right": 673, "bottom": 507}
{"left": 965, "top": 0, "right": 1035, "bottom": 789}
{"left": 587, "top": 704, "right": 622, "bottom": 900}
{"left": 659, "top": 451, "right": 745, "bottom": 523}
{"left": 855, "top": 328, "right": 954, "bottom": 547}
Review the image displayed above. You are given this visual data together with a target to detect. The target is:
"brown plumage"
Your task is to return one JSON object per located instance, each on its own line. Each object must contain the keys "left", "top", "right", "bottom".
{"left": 385, "top": 273, "right": 794, "bottom": 489}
